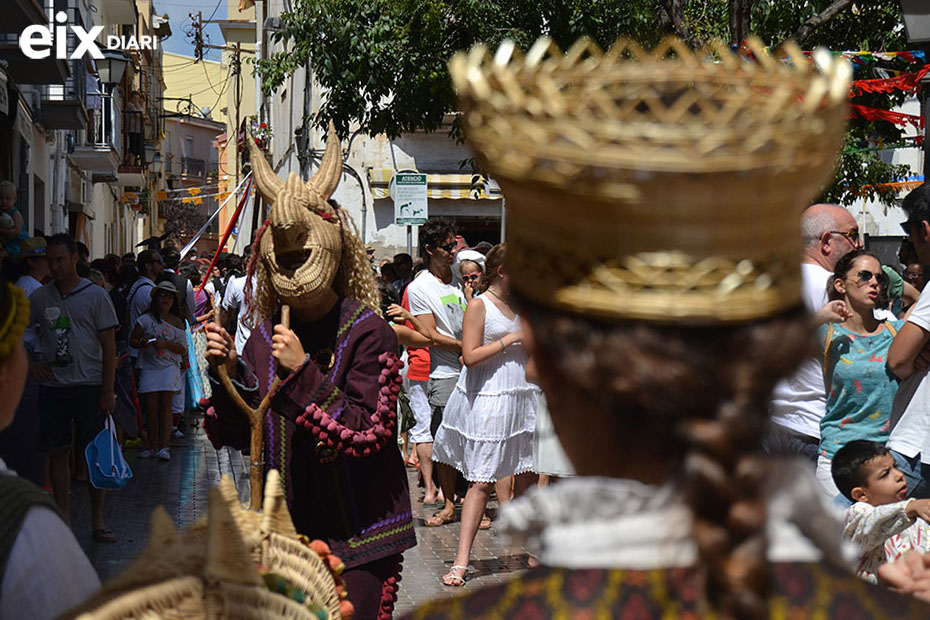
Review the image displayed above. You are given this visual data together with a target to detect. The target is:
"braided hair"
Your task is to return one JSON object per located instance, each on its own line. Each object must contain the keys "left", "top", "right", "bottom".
{"left": 523, "top": 301, "right": 813, "bottom": 619}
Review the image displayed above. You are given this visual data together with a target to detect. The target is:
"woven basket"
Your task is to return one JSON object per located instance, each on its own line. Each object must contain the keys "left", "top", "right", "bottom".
{"left": 70, "top": 578, "right": 320, "bottom": 620}
{"left": 60, "top": 472, "right": 343, "bottom": 620}
{"left": 260, "top": 533, "right": 343, "bottom": 617}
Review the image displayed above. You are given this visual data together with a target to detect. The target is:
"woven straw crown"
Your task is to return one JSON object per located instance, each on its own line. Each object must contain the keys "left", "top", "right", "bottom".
{"left": 449, "top": 37, "right": 851, "bottom": 323}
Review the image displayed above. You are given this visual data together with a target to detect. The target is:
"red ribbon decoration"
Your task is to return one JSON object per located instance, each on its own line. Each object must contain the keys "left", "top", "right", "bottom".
{"left": 850, "top": 66, "right": 930, "bottom": 97}
{"left": 848, "top": 104, "right": 925, "bottom": 130}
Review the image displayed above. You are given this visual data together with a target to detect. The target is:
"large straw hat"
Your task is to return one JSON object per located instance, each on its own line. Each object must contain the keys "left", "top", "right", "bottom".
{"left": 448, "top": 37, "right": 851, "bottom": 324}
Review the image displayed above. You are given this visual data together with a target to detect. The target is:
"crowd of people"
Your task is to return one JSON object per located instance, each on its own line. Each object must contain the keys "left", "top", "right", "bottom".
{"left": 761, "top": 189, "right": 930, "bottom": 586}
{"left": 0, "top": 223, "right": 270, "bottom": 538}
{"left": 8, "top": 38, "right": 930, "bottom": 617}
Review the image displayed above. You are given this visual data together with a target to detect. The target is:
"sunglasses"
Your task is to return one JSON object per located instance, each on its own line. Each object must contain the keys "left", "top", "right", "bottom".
{"left": 828, "top": 229, "right": 860, "bottom": 245}
{"left": 901, "top": 219, "right": 925, "bottom": 236}
{"left": 434, "top": 242, "right": 457, "bottom": 253}
{"left": 847, "top": 269, "right": 888, "bottom": 286}
{"left": 462, "top": 273, "right": 480, "bottom": 282}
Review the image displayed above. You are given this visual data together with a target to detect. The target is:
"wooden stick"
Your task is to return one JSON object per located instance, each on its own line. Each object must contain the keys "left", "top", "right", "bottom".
{"left": 213, "top": 303, "right": 291, "bottom": 510}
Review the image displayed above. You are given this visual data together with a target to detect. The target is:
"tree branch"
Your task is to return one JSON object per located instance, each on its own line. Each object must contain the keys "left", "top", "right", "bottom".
{"left": 663, "top": 0, "right": 692, "bottom": 44}
{"left": 791, "top": 0, "right": 854, "bottom": 45}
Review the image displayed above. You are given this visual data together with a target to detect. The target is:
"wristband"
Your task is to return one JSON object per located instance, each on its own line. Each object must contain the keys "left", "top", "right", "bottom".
{"left": 499, "top": 339, "right": 506, "bottom": 353}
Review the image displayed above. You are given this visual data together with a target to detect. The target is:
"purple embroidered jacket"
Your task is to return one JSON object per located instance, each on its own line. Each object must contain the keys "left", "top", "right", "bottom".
{"left": 205, "top": 297, "right": 416, "bottom": 568}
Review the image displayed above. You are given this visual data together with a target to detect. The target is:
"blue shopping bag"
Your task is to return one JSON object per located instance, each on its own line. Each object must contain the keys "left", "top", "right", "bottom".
{"left": 185, "top": 321, "right": 205, "bottom": 409}
{"left": 85, "top": 416, "right": 133, "bottom": 490}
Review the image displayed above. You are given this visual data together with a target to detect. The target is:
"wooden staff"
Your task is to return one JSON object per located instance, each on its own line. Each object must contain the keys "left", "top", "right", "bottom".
{"left": 213, "top": 303, "right": 290, "bottom": 510}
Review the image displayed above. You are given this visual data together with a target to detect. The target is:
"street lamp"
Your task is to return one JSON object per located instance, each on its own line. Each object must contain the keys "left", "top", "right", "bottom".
{"left": 294, "top": 126, "right": 308, "bottom": 175}
{"left": 151, "top": 152, "right": 163, "bottom": 176}
{"left": 899, "top": 1, "right": 930, "bottom": 178}
{"left": 96, "top": 49, "right": 129, "bottom": 85}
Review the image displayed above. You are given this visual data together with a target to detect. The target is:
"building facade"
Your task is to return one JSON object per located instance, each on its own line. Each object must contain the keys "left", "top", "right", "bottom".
{"left": 0, "top": 0, "right": 168, "bottom": 259}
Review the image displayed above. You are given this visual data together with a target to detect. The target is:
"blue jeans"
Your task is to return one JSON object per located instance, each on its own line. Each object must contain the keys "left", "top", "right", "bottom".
{"left": 890, "top": 450, "right": 930, "bottom": 499}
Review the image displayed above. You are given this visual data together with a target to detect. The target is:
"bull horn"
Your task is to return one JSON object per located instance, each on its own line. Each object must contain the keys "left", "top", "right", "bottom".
{"left": 307, "top": 120, "right": 343, "bottom": 200}
{"left": 247, "top": 127, "right": 284, "bottom": 201}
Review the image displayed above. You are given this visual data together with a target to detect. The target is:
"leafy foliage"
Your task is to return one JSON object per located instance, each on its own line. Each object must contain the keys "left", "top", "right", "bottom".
{"left": 256, "top": 0, "right": 915, "bottom": 206}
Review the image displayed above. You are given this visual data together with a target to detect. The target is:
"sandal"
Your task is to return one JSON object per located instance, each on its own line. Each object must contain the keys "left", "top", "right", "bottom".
{"left": 425, "top": 511, "right": 456, "bottom": 527}
{"left": 478, "top": 514, "right": 492, "bottom": 530}
{"left": 441, "top": 565, "right": 468, "bottom": 587}
{"left": 92, "top": 527, "right": 117, "bottom": 543}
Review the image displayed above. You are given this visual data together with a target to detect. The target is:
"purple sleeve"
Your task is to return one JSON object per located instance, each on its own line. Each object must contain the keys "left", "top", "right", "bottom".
{"left": 203, "top": 354, "right": 260, "bottom": 451}
{"left": 271, "top": 322, "right": 402, "bottom": 458}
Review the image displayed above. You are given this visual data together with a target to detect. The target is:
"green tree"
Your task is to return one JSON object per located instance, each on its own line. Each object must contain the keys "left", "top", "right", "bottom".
{"left": 257, "top": 0, "right": 915, "bottom": 206}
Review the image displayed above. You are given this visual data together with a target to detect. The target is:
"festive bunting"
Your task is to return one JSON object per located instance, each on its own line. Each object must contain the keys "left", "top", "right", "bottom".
{"left": 860, "top": 176, "right": 925, "bottom": 194}
{"left": 193, "top": 177, "right": 255, "bottom": 293}
{"left": 850, "top": 66, "right": 930, "bottom": 96}
{"left": 848, "top": 105, "right": 925, "bottom": 130}
{"left": 179, "top": 173, "right": 253, "bottom": 261}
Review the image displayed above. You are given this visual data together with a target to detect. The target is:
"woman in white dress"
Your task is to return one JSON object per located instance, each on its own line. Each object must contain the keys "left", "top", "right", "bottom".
{"left": 432, "top": 244, "right": 540, "bottom": 586}
{"left": 129, "top": 281, "right": 186, "bottom": 461}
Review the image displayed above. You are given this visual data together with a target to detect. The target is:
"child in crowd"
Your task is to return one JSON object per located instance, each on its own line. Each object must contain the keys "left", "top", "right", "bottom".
{"left": 833, "top": 440, "right": 930, "bottom": 583}
{"left": 0, "top": 180, "right": 28, "bottom": 256}
{"left": 129, "top": 281, "right": 186, "bottom": 461}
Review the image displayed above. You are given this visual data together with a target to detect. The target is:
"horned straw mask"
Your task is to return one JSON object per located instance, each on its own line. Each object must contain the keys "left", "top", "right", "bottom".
{"left": 247, "top": 122, "right": 345, "bottom": 312}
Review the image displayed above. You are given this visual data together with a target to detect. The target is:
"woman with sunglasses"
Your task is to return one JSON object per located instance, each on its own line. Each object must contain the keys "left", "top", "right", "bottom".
{"left": 817, "top": 250, "right": 906, "bottom": 500}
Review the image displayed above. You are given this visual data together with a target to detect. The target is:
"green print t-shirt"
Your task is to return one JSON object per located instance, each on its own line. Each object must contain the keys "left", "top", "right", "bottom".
{"left": 819, "top": 320, "right": 903, "bottom": 460}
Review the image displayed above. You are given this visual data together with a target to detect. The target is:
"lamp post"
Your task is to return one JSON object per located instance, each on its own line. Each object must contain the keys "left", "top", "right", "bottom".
{"left": 96, "top": 49, "right": 129, "bottom": 86}
{"left": 900, "top": 1, "right": 930, "bottom": 179}
{"left": 294, "top": 126, "right": 308, "bottom": 176}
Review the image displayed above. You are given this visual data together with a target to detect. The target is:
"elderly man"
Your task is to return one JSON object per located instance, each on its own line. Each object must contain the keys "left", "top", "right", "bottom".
{"left": 766, "top": 203, "right": 861, "bottom": 461}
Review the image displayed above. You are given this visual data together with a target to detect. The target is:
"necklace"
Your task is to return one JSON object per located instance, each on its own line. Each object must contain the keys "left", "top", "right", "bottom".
{"left": 486, "top": 288, "right": 510, "bottom": 306}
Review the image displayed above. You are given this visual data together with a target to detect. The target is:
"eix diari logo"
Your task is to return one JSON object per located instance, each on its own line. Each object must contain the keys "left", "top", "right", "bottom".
{"left": 20, "top": 11, "right": 158, "bottom": 60}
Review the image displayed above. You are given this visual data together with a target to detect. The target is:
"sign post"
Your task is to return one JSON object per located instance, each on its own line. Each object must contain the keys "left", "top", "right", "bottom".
{"left": 392, "top": 171, "right": 428, "bottom": 256}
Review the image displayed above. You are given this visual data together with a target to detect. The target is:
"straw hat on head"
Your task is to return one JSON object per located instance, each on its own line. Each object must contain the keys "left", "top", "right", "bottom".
{"left": 17, "top": 237, "right": 46, "bottom": 258}
{"left": 153, "top": 280, "right": 180, "bottom": 296}
{"left": 448, "top": 37, "right": 851, "bottom": 324}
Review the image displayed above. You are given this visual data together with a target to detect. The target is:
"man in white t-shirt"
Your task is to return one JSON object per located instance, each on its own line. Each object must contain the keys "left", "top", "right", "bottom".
{"left": 766, "top": 204, "right": 861, "bottom": 461}
{"left": 407, "top": 218, "right": 467, "bottom": 524}
{"left": 888, "top": 183, "right": 930, "bottom": 497}
{"left": 220, "top": 273, "right": 258, "bottom": 356}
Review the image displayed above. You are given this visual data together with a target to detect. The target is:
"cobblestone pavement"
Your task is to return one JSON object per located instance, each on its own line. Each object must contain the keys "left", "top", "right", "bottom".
{"left": 68, "top": 416, "right": 528, "bottom": 616}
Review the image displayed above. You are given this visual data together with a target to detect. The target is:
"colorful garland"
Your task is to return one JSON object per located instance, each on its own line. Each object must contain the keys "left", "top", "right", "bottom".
{"left": 0, "top": 283, "right": 28, "bottom": 360}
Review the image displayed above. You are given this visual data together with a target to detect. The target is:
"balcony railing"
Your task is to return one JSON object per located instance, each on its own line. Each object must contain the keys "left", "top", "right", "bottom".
{"left": 87, "top": 93, "right": 122, "bottom": 156}
{"left": 181, "top": 157, "right": 206, "bottom": 178}
{"left": 122, "top": 110, "right": 145, "bottom": 167}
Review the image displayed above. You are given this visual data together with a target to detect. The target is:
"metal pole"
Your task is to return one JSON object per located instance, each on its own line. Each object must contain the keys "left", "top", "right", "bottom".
{"left": 923, "top": 67, "right": 930, "bottom": 182}
{"left": 500, "top": 196, "right": 506, "bottom": 242}
{"left": 406, "top": 225, "right": 412, "bottom": 256}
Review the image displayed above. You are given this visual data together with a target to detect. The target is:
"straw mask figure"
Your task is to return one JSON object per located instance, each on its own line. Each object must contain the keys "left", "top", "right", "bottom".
{"left": 205, "top": 124, "right": 416, "bottom": 620}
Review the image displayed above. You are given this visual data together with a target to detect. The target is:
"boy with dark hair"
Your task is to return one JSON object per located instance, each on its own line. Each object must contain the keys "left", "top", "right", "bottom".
{"left": 833, "top": 440, "right": 930, "bottom": 583}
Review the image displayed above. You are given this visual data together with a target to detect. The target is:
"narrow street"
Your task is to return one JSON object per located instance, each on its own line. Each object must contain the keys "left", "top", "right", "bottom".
{"left": 66, "top": 414, "right": 531, "bottom": 616}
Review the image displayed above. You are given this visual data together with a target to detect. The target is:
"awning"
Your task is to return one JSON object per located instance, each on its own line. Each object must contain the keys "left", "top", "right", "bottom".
{"left": 368, "top": 168, "right": 502, "bottom": 200}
